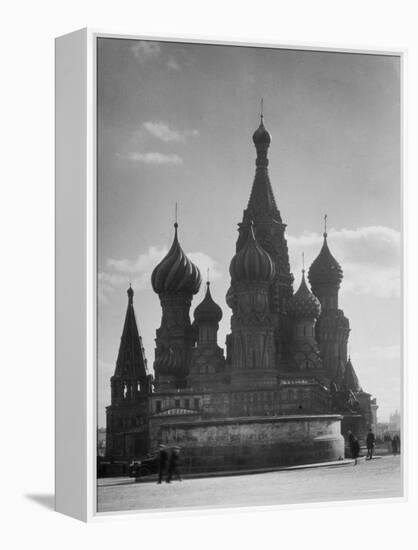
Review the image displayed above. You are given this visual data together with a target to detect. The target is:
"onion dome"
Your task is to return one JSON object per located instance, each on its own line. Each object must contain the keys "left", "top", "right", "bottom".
{"left": 252, "top": 114, "right": 271, "bottom": 149}
{"left": 343, "top": 357, "right": 363, "bottom": 392}
{"left": 155, "top": 347, "right": 177, "bottom": 372}
{"left": 229, "top": 224, "right": 275, "bottom": 283}
{"left": 287, "top": 270, "right": 321, "bottom": 319}
{"left": 151, "top": 223, "right": 202, "bottom": 294}
{"left": 308, "top": 232, "right": 343, "bottom": 289}
{"left": 194, "top": 282, "right": 223, "bottom": 324}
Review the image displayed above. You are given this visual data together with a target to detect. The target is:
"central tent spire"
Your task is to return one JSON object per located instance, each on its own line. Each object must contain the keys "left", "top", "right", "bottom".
{"left": 245, "top": 106, "right": 281, "bottom": 224}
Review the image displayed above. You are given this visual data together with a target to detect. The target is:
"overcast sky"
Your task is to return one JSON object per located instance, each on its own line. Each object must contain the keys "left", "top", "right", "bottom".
{"left": 97, "top": 38, "right": 401, "bottom": 427}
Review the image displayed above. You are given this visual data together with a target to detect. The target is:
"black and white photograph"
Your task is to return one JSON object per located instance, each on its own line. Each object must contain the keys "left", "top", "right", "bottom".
{"left": 96, "top": 37, "right": 402, "bottom": 513}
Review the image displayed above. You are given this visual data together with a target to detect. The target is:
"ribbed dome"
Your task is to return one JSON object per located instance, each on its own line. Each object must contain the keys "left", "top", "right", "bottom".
{"left": 155, "top": 347, "right": 177, "bottom": 372}
{"left": 252, "top": 116, "right": 271, "bottom": 148}
{"left": 287, "top": 271, "right": 321, "bottom": 319}
{"left": 308, "top": 234, "right": 343, "bottom": 289}
{"left": 151, "top": 223, "right": 202, "bottom": 294}
{"left": 229, "top": 225, "right": 275, "bottom": 283}
{"left": 194, "top": 282, "right": 223, "bottom": 324}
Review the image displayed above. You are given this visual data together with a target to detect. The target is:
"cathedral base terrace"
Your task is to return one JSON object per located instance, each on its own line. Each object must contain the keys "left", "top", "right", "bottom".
{"left": 158, "top": 414, "right": 344, "bottom": 474}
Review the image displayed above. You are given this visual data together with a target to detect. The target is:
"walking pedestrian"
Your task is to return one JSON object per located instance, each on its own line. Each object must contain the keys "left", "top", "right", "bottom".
{"left": 166, "top": 446, "right": 182, "bottom": 483}
{"left": 351, "top": 437, "right": 360, "bottom": 465}
{"left": 347, "top": 430, "right": 355, "bottom": 458}
{"left": 157, "top": 444, "right": 168, "bottom": 484}
{"left": 366, "top": 428, "right": 376, "bottom": 460}
{"left": 392, "top": 434, "right": 400, "bottom": 455}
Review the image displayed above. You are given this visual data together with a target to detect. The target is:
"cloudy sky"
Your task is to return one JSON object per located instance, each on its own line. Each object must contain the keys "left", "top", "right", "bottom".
{"left": 97, "top": 38, "right": 401, "bottom": 427}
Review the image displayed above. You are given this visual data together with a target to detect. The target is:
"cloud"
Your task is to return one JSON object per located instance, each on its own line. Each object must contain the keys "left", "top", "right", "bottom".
{"left": 124, "top": 152, "right": 183, "bottom": 165}
{"left": 288, "top": 226, "right": 401, "bottom": 298}
{"left": 187, "top": 252, "right": 222, "bottom": 282}
{"left": 130, "top": 41, "right": 161, "bottom": 63}
{"left": 167, "top": 57, "right": 181, "bottom": 71}
{"left": 350, "top": 345, "right": 401, "bottom": 422}
{"left": 106, "top": 245, "right": 168, "bottom": 293}
{"left": 143, "top": 121, "right": 183, "bottom": 143}
{"left": 99, "top": 246, "right": 222, "bottom": 303}
{"left": 142, "top": 121, "right": 199, "bottom": 143}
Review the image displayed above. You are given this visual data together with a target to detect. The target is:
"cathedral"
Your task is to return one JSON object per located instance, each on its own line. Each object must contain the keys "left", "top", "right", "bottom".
{"left": 104, "top": 115, "right": 378, "bottom": 473}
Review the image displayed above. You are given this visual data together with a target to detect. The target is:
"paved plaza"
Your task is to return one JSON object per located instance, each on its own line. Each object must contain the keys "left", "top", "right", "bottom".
{"left": 97, "top": 455, "right": 402, "bottom": 514}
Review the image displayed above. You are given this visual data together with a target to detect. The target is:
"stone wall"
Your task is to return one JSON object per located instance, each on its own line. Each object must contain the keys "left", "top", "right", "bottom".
{"left": 160, "top": 415, "right": 344, "bottom": 473}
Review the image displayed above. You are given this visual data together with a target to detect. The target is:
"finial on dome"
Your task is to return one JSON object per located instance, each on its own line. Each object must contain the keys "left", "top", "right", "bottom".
{"left": 302, "top": 252, "right": 305, "bottom": 273}
{"left": 127, "top": 284, "right": 134, "bottom": 304}
{"left": 260, "top": 97, "right": 264, "bottom": 122}
{"left": 174, "top": 202, "right": 178, "bottom": 230}
{"left": 324, "top": 213, "right": 328, "bottom": 238}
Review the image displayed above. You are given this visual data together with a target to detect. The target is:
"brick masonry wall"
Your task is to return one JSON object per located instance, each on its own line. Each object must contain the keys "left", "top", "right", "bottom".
{"left": 160, "top": 415, "right": 344, "bottom": 473}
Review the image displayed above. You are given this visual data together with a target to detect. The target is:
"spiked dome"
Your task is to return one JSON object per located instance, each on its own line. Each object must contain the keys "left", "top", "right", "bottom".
{"left": 308, "top": 232, "right": 343, "bottom": 289}
{"left": 151, "top": 223, "right": 201, "bottom": 295}
{"left": 230, "top": 224, "right": 275, "bottom": 283}
{"left": 287, "top": 270, "right": 321, "bottom": 319}
{"left": 194, "top": 281, "right": 223, "bottom": 324}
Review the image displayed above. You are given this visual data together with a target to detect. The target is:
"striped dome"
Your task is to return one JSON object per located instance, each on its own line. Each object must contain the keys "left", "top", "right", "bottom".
{"left": 151, "top": 223, "right": 201, "bottom": 295}
{"left": 229, "top": 225, "right": 275, "bottom": 283}
{"left": 155, "top": 347, "right": 177, "bottom": 373}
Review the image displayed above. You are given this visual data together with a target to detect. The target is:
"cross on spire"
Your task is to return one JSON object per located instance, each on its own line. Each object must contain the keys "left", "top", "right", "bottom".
{"left": 302, "top": 251, "right": 305, "bottom": 273}
{"left": 324, "top": 213, "right": 328, "bottom": 237}
{"left": 174, "top": 202, "right": 178, "bottom": 229}
{"left": 260, "top": 97, "right": 264, "bottom": 121}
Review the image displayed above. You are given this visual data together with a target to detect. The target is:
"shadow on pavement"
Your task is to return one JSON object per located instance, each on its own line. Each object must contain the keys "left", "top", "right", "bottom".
{"left": 25, "top": 494, "right": 55, "bottom": 510}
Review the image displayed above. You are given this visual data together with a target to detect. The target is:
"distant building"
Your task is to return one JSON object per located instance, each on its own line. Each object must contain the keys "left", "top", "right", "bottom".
{"left": 97, "top": 428, "right": 106, "bottom": 457}
{"left": 389, "top": 410, "right": 401, "bottom": 433}
{"left": 105, "top": 115, "right": 377, "bottom": 473}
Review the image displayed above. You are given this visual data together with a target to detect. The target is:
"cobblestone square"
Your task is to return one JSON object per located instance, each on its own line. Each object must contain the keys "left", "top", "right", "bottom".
{"left": 97, "top": 455, "right": 402, "bottom": 514}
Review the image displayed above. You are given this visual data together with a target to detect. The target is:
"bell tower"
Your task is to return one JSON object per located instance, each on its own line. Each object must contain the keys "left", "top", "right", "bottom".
{"left": 106, "top": 286, "right": 152, "bottom": 459}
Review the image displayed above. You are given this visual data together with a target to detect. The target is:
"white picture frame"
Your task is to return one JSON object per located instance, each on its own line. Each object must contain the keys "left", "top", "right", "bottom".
{"left": 55, "top": 28, "right": 405, "bottom": 522}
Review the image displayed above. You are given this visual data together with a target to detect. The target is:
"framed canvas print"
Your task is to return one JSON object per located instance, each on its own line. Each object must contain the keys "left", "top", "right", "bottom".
{"left": 55, "top": 29, "right": 404, "bottom": 521}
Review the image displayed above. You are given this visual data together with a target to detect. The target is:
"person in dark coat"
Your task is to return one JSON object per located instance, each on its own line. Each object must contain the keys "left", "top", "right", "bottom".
{"left": 396, "top": 434, "right": 401, "bottom": 453}
{"left": 347, "top": 430, "right": 355, "bottom": 458}
{"left": 166, "top": 446, "right": 182, "bottom": 483}
{"left": 392, "top": 434, "right": 400, "bottom": 455}
{"left": 351, "top": 438, "right": 360, "bottom": 465}
{"left": 157, "top": 444, "right": 168, "bottom": 484}
{"left": 366, "top": 428, "right": 376, "bottom": 460}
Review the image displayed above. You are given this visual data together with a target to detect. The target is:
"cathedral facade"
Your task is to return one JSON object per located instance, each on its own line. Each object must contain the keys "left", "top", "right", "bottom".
{"left": 104, "top": 116, "right": 377, "bottom": 473}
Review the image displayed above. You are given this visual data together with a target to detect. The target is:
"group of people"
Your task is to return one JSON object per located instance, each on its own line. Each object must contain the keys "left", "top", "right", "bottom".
{"left": 347, "top": 428, "right": 376, "bottom": 465}
{"left": 157, "top": 444, "right": 182, "bottom": 483}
